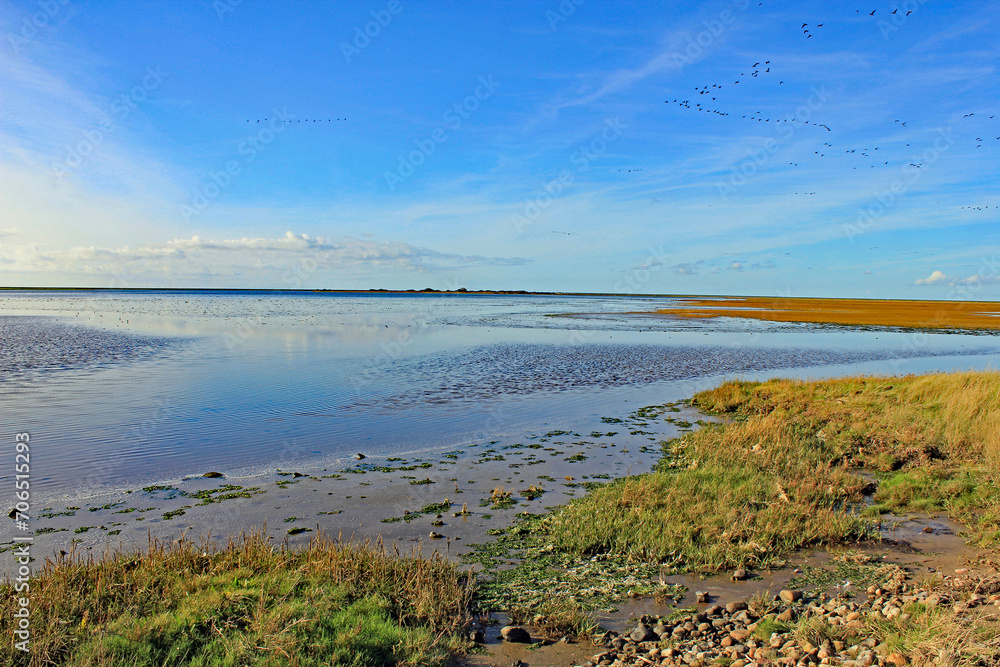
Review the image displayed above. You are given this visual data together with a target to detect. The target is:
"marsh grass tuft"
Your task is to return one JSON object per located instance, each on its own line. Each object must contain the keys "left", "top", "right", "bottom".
{"left": 545, "top": 372, "right": 1000, "bottom": 573}
{"left": 0, "top": 530, "right": 472, "bottom": 666}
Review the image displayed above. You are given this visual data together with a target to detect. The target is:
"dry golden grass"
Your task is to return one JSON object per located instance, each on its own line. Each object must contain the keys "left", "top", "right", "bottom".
{"left": 695, "top": 371, "right": 1000, "bottom": 545}
{"left": 653, "top": 296, "right": 1000, "bottom": 331}
{"left": 548, "top": 371, "right": 1000, "bottom": 573}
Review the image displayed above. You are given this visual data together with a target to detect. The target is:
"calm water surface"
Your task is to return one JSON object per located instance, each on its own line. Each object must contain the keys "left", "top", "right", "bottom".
{"left": 1, "top": 290, "right": 997, "bottom": 500}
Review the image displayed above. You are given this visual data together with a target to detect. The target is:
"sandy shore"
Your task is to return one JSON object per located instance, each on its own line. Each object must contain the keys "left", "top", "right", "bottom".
{"left": 2, "top": 399, "right": 705, "bottom": 571}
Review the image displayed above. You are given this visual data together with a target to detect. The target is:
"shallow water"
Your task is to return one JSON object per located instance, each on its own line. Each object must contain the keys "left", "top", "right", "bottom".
{"left": 1, "top": 290, "right": 998, "bottom": 502}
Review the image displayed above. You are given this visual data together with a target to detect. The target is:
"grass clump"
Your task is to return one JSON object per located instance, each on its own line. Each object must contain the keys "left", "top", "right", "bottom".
{"left": 548, "top": 415, "right": 873, "bottom": 569}
{"left": 0, "top": 530, "right": 472, "bottom": 666}
{"left": 546, "top": 371, "right": 1000, "bottom": 572}
{"left": 484, "top": 486, "right": 516, "bottom": 510}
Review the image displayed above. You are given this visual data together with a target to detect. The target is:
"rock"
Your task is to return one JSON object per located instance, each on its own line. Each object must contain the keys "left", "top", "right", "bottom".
{"left": 631, "top": 623, "right": 657, "bottom": 643}
{"left": 696, "top": 590, "right": 710, "bottom": 603}
{"left": 428, "top": 531, "right": 444, "bottom": 539}
{"left": 203, "top": 471, "right": 224, "bottom": 478}
{"left": 705, "top": 604, "right": 723, "bottom": 617}
{"left": 292, "top": 472, "right": 306, "bottom": 477}
{"left": 591, "top": 652, "right": 613, "bottom": 664}
{"left": 355, "top": 453, "right": 366, "bottom": 460}
{"left": 500, "top": 625, "right": 531, "bottom": 643}
{"left": 732, "top": 568, "right": 748, "bottom": 580}
{"left": 886, "top": 652, "right": 908, "bottom": 666}
{"left": 779, "top": 589, "right": 803, "bottom": 603}
{"left": 777, "top": 608, "right": 795, "bottom": 622}
{"left": 652, "top": 623, "right": 669, "bottom": 637}
{"left": 730, "top": 629, "right": 751, "bottom": 642}
{"left": 469, "top": 629, "right": 484, "bottom": 643}
{"left": 726, "top": 601, "right": 748, "bottom": 614}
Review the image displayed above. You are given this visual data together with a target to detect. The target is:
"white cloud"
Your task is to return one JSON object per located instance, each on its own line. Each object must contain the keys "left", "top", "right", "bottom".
{"left": 914, "top": 270, "right": 951, "bottom": 285}
{"left": 914, "top": 270, "right": 998, "bottom": 287}
{"left": 0, "top": 232, "right": 528, "bottom": 285}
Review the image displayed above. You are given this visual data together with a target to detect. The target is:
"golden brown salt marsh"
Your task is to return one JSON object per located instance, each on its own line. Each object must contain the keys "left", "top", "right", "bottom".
{"left": 650, "top": 296, "right": 1000, "bottom": 331}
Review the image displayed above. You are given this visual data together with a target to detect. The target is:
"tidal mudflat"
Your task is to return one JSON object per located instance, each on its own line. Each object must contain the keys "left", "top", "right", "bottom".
{"left": 2, "top": 291, "right": 998, "bottom": 562}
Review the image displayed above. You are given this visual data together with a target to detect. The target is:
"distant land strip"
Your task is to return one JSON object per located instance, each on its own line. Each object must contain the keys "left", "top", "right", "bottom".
{"left": 651, "top": 296, "right": 1000, "bottom": 331}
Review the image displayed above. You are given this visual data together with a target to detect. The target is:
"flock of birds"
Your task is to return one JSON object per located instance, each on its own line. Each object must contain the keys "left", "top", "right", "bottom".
{"left": 665, "top": 61, "right": 832, "bottom": 129}
{"left": 232, "top": 7, "right": 994, "bottom": 218}
{"left": 245, "top": 118, "right": 348, "bottom": 123}
{"left": 651, "top": 7, "right": 998, "bottom": 215}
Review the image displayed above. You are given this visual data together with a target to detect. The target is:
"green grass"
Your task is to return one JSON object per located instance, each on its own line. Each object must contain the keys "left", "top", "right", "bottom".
{"left": 547, "top": 418, "right": 874, "bottom": 570}
{"left": 0, "top": 531, "right": 472, "bottom": 667}
{"left": 546, "top": 371, "right": 1000, "bottom": 571}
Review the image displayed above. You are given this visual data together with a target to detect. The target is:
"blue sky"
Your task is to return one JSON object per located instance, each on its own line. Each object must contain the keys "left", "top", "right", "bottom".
{"left": 1, "top": 0, "right": 998, "bottom": 297}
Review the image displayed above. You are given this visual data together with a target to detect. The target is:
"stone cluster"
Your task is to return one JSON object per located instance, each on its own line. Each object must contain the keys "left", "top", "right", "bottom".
{"left": 574, "top": 580, "right": 1000, "bottom": 667}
